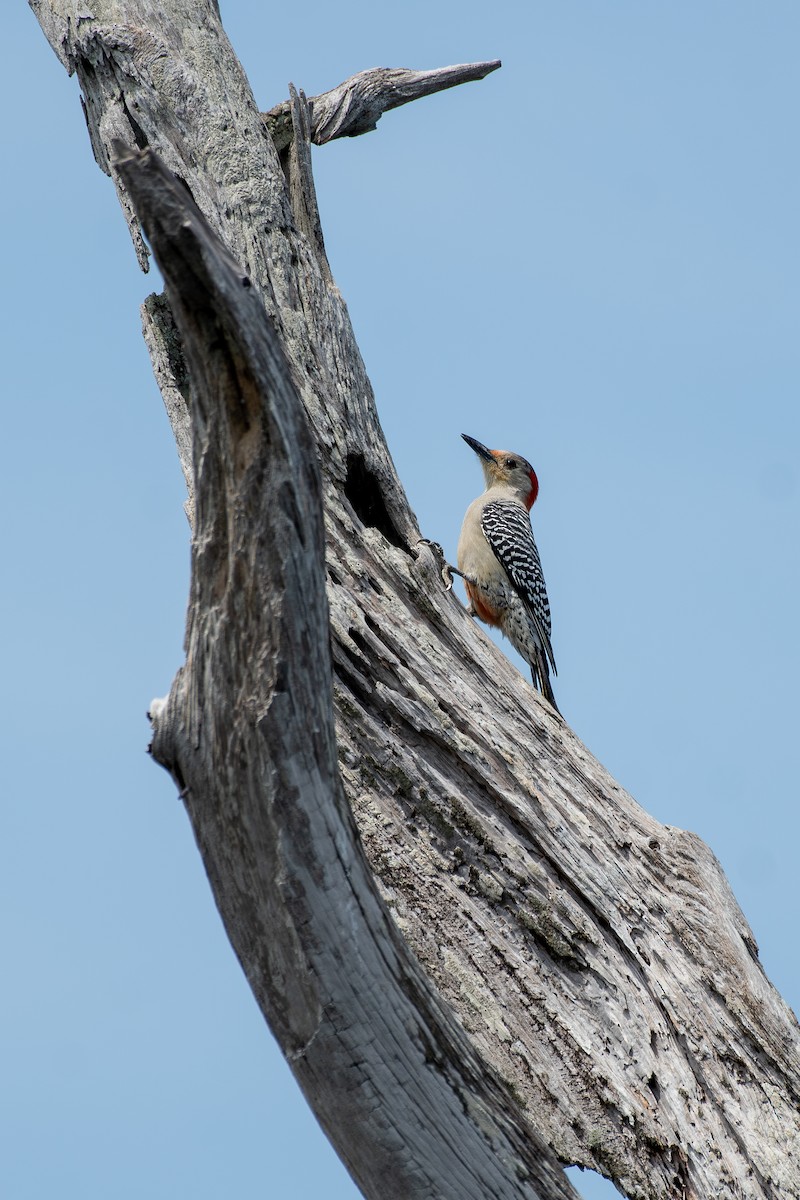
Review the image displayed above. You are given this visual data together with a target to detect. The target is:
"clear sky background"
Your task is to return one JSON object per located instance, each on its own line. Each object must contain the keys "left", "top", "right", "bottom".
{"left": 4, "top": 4, "right": 798, "bottom": 1199}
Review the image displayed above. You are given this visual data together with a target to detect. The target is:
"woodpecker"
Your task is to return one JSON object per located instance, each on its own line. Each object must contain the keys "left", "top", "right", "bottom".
{"left": 457, "top": 433, "right": 558, "bottom": 710}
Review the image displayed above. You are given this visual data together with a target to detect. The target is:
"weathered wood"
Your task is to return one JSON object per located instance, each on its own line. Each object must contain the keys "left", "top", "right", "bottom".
{"left": 264, "top": 60, "right": 502, "bottom": 152}
{"left": 282, "top": 84, "right": 332, "bottom": 281}
{"left": 30, "top": 3, "right": 800, "bottom": 1199}
{"left": 119, "top": 138, "right": 568, "bottom": 1200}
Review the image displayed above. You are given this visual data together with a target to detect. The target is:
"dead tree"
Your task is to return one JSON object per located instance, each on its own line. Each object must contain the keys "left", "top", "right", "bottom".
{"left": 30, "top": 3, "right": 800, "bottom": 1198}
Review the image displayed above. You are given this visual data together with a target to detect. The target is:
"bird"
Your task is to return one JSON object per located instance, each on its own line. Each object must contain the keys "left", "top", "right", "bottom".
{"left": 457, "top": 433, "right": 558, "bottom": 710}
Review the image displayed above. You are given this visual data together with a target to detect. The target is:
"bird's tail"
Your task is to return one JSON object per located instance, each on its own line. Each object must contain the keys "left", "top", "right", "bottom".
{"left": 532, "top": 652, "right": 560, "bottom": 715}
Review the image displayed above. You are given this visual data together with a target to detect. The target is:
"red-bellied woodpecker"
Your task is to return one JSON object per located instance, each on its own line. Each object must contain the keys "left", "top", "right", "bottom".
{"left": 457, "top": 433, "right": 558, "bottom": 710}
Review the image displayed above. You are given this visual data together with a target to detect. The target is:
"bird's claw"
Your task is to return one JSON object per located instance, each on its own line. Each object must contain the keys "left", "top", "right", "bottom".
{"left": 415, "top": 538, "right": 462, "bottom": 591}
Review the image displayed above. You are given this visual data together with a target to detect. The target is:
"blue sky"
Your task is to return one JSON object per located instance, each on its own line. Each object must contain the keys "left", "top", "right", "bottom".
{"left": 4, "top": 4, "right": 798, "bottom": 1199}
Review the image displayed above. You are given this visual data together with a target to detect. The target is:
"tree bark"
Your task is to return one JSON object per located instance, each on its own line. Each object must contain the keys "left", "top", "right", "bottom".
{"left": 263, "top": 61, "right": 501, "bottom": 151}
{"left": 30, "top": 3, "right": 800, "bottom": 1199}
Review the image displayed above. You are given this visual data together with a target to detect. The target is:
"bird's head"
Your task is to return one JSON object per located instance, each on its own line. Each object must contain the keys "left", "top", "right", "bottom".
{"left": 462, "top": 434, "right": 539, "bottom": 510}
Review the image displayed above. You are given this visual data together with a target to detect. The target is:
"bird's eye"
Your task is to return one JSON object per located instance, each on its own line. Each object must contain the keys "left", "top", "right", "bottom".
{"left": 506, "top": 458, "right": 518, "bottom": 469}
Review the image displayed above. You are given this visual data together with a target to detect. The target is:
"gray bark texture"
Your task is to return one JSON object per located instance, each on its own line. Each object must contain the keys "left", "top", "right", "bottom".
{"left": 30, "top": 3, "right": 800, "bottom": 1199}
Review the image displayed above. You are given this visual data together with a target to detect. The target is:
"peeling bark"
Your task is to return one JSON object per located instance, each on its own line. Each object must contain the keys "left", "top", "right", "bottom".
{"left": 30, "top": 3, "right": 800, "bottom": 1199}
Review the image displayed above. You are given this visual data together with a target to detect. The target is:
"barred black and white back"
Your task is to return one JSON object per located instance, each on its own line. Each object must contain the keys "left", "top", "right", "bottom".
{"left": 480, "top": 501, "right": 557, "bottom": 704}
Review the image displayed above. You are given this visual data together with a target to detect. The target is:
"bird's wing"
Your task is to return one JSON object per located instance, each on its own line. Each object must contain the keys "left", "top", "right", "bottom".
{"left": 480, "top": 501, "right": 557, "bottom": 673}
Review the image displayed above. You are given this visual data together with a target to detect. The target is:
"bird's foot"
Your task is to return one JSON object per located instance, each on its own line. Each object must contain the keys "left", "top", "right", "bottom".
{"left": 414, "top": 538, "right": 462, "bottom": 591}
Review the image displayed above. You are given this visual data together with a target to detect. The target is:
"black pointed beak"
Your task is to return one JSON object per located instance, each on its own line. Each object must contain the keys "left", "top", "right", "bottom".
{"left": 461, "top": 434, "right": 494, "bottom": 463}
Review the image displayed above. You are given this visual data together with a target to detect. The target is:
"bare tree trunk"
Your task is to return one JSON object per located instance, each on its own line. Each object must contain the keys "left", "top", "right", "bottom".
{"left": 30, "top": 3, "right": 800, "bottom": 1198}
